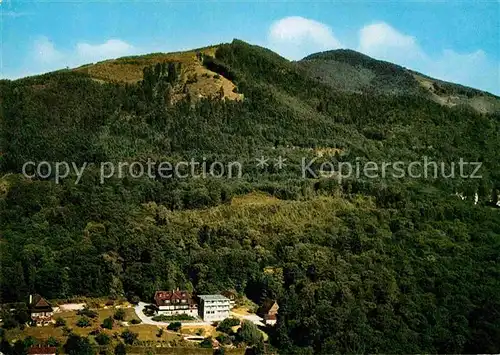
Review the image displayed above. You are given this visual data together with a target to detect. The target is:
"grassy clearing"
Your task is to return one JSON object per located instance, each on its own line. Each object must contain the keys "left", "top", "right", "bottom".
{"left": 6, "top": 326, "right": 64, "bottom": 342}
{"left": 5, "top": 308, "right": 142, "bottom": 342}
{"left": 55, "top": 307, "right": 139, "bottom": 325}
{"left": 125, "top": 347, "right": 245, "bottom": 355}
{"left": 73, "top": 46, "right": 243, "bottom": 103}
{"left": 231, "top": 307, "right": 252, "bottom": 316}
{"left": 162, "top": 195, "right": 365, "bottom": 240}
{"left": 230, "top": 192, "right": 280, "bottom": 207}
{"left": 127, "top": 324, "right": 181, "bottom": 342}
{"left": 50, "top": 296, "right": 131, "bottom": 308}
{"left": 180, "top": 325, "right": 218, "bottom": 338}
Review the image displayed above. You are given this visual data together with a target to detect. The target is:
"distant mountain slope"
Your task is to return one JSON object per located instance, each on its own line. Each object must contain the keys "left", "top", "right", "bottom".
{"left": 73, "top": 45, "right": 243, "bottom": 102}
{"left": 299, "top": 49, "right": 500, "bottom": 113}
{"left": 300, "top": 49, "right": 421, "bottom": 95}
{"left": 58, "top": 43, "right": 500, "bottom": 113}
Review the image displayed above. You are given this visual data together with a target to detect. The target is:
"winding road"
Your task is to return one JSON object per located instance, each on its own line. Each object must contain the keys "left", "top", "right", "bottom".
{"left": 134, "top": 302, "right": 265, "bottom": 327}
{"left": 134, "top": 302, "right": 211, "bottom": 327}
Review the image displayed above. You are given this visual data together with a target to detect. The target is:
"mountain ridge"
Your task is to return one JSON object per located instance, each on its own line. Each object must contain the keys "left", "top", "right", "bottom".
{"left": 8, "top": 39, "right": 498, "bottom": 113}
{"left": 298, "top": 48, "right": 499, "bottom": 113}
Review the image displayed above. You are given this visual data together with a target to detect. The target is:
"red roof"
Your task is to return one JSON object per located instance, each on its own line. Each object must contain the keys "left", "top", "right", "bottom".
{"left": 29, "top": 294, "right": 53, "bottom": 313}
{"left": 27, "top": 347, "right": 56, "bottom": 354}
{"left": 154, "top": 290, "right": 194, "bottom": 306}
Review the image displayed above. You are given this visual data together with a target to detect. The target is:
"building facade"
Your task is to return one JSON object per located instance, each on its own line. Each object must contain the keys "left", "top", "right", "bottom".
{"left": 221, "top": 290, "right": 237, "bottom": 308}
{"left": 29, "top": 294, "right": 54, "bottom": 326}
{"left": 153, "top": 290, "right": 198, "bottom": 317}
{"left": 198, "top": 295, "right": 231, "bottom": 322}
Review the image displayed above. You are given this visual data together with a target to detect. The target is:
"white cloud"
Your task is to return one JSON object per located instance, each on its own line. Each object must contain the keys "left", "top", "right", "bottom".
{"left": 34, "top": 36, "right": 64, "bottom": 64}
{"left": 267, "top": 16, "right": 342, "bottom": 60}
{"left": 359, "top": 22, "right": 416, "bottom": 52}
{"left": 358, "top": 22, "right": 424, "bottom": 64}
{"left": 76, "top": 39, "right": 136, "bottom": 62}
{"left": 266, "top": 17, "right": 498, "bottom": 94}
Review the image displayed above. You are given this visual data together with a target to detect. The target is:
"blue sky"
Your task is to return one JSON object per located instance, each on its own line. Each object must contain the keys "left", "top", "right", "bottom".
{"left": 1, "top": 0, "right": 499, "bottom": 94}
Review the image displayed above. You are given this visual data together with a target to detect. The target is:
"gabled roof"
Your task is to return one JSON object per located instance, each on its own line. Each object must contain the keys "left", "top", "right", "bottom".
{"left": 257, "top": 299, "right": 278, "bottom": 315}
{"left": 27, "top": 347, "right": 56, "bottom": 355}
{"left": 29, "top": 294, "right": 53, "bottom": 313}
{"left": 154, "top": 290, "right": 194, "bottom": 306}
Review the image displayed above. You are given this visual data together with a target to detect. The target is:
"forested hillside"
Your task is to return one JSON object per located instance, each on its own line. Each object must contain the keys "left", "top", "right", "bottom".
{"left": 299, "top": 48, "right": 500, "bottom": 113}
{"left": 1, "top": 39, "right": 499, "bottom": 353}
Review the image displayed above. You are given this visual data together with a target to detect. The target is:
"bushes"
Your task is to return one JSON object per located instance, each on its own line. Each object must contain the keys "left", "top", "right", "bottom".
{"left": 76, "top": 317, "right": 91, "bottom": 328}
{"left": 199, "top": 338, "right": 213, "bottom": 349}
{"left": 77, "top": 307, "right": 98, "bottom": 319}
{"left": 129, "top": 296, "right": 140, "bottom": 305}
{"left": 47, "top": 337, "right": 59, "bottom": 347}
{"left": 143, "top": 307, "right": 155, "bottom": 317}
{"left": 237, "top": 320, "right": 263, "bottom": 346}
{"left": 64, "top": 334, "right": 94, "bottom": 355}
{"left": 113, "top": 309, "right": 126, "bottom": 321}
{"left": 151, "top": 314, "right": 195, "bottom": 322}
{"left": 102, "top": 317, "right": 114, "bottom": 329}
{"left": 55, "top": 317, "right": 67, "bottom": 327}
{"left": 166, "top": 322, "right": 181, "bottom": 332}
{"left": 12, "top": 308, "right": 30, "bottom": 325}
{"left": 114, "top": 343, "right": 126, "bottom": 355}
{"left": 216, "top": 334, "right": 233, "bottom": 345}
{"left": 120, "top": 329, "right": 138, "bottom": 345}
{"left": 0, "top": 312, "right": 19, "bottom": 329}
{"left": 95, "top": 333, "right": 110, "bottom": 345}
{"left": 216, "top": 318, "right": 240, "bottom": 334}
{"left": 156, "top": 328, "right": 163, "bottom": 337}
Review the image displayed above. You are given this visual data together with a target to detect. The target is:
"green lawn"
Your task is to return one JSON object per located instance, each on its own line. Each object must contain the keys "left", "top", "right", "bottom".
{"left": 126, "top": 347, "right": 245, "bottom": 355}
{"left": 6, "top": 307, "right": 161, "bottom": 343}
{"left": 4, "top": 305, "right": 247, "bottom": 354}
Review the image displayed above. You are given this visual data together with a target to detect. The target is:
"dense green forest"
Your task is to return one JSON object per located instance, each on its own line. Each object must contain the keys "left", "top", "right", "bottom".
{"left": 1, "top": 39, "right": 499, "bottom": 353}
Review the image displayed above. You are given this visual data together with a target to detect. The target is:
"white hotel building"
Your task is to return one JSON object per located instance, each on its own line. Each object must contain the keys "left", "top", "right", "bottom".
{"left": 198, "top": 294, "right": 231, "bottom": 322}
